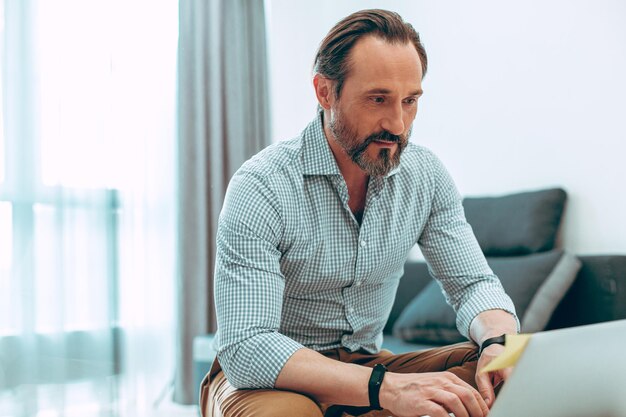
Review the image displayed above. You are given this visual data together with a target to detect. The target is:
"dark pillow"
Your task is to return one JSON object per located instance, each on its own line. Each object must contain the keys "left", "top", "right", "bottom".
{"left": 463, "top": 188, "right": 567, "bottom": 256}
{"left": 392, "top": 250, "right": 581, "bottom": 345}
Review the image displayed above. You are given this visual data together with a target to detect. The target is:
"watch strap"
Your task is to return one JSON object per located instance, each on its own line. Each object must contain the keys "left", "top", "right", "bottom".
{"left": 479, "top": 334, "right": 506, "bottom": 356}
{"left": 368, "top": 363, "right": 387, "bottom": 410}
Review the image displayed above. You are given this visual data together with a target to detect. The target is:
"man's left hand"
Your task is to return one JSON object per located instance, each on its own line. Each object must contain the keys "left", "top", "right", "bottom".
{"left": 475, "top": 343, "right": 512, "bottom": 408}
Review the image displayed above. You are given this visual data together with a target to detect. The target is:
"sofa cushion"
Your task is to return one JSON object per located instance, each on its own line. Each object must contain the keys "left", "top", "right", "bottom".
{"left": 463, "top": 188, "right": 567, "bottom": 256}
{"left": 547, "top": 255, "right": 626, "bottom": 329}
{"left": 392, "top": 250, "right": 581, "bottom": 344}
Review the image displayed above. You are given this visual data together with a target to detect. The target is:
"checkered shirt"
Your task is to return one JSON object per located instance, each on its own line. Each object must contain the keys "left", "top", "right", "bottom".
{"left": 214, "top": 113, "right": 518, "bottom": 389}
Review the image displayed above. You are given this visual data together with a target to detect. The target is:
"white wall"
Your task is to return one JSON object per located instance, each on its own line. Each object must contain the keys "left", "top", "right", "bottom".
{"left": 265, "top": 0, "right": 626, "bottom": 255}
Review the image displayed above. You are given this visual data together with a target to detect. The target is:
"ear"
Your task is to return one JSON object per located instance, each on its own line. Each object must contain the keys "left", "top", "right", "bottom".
{"left": 313, "top": 74, "right": 335, "bottom": 110}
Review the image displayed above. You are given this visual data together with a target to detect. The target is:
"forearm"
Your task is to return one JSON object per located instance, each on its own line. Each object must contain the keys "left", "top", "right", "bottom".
{"left": 274, "top": 348, "right": 371, "bottom": 406}
{"left": 469, "top": 309, "right": 519, "bottom": 345}
{"left": 276, "top": 345, "right": 491, "bottom": 416}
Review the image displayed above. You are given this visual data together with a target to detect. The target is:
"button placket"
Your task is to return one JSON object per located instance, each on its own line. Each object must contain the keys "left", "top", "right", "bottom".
{"left": 355, "top": 220, "right": 368, "bottom": 288}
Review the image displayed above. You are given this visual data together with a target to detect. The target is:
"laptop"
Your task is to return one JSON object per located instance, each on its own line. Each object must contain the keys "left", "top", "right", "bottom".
{"left": 488, "top": 319, "right": 626, "bottom": 417}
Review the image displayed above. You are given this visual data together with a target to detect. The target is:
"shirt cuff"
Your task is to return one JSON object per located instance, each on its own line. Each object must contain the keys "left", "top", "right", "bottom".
{"left": 218, "top": 332, "right": 304, "bottom": 389}
{"left": 456, "top": 296, "right": 520, "bottom": 339}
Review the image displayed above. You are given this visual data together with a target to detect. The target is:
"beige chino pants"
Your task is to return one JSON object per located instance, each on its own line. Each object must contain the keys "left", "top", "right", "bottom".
{"left": 200, "top": 341, "right": 483, "bottom": 417}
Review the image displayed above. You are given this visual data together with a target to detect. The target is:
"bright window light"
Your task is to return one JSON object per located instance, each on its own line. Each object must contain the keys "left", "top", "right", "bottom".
{"left": 0, "top": 202, "right": 13, "bottom": 335}
{"left": 35, "top": 411, "right": 59, "bottom": 417}
{"left": 0, "top": 202, "right": 10, "bottom": 270}
{"left": 0, "top": 121, "right": 4, "bottom": 184}
{"left": 36, "top": 0, "right": 116, "bottom": 189}
{"left": 35, "top": 0, "right": 178, "bottom": 191}
{"left": 33, "top": 380, "right": 117, "bottom": 417}
{"left": 0, "top": 76, "right": 4, "bottom": 184}
{"left": 33, "top": 204, "right": 111, "bottom": 333}
{"left": 0, "top": 0, "right": 5, "bottom": 185}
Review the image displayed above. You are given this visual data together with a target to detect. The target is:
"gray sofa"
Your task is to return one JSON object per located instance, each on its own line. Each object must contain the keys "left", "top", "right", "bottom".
{"left": 384, "top": 187, "right": 626, "bottom": 352}
{"left": 193, "top": 187, "right": 626, "bottom": 401}
{"left": 383, "top": 254, "right": 626, "bottom": 354}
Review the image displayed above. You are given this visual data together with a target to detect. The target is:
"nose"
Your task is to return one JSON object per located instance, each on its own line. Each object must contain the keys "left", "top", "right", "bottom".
{"left": 380, "top": 101, "right": 405, "bottom": 136}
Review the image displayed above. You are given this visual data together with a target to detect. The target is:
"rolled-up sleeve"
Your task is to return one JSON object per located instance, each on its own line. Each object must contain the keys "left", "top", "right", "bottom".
{"left": 214, "top": 170, "right": 304, "bottom": 389}
{"left": 417, "top": 153, "right": 520, "bottom": 338}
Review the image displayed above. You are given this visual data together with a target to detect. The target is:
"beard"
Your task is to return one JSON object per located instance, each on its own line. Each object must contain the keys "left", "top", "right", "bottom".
{"left": 328, "top": 106, "right": 411, "bottom": 177}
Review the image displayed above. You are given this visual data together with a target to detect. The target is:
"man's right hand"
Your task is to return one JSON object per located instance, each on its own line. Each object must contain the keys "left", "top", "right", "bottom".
{"left": 380, "top": 371, "right": 490, "bottom": 417}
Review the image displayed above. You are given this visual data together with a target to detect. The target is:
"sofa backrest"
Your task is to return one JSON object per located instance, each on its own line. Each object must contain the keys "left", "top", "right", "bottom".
{"left": 386, "top": 255, "right": 626, "bottom": 336}
{"left": 385, "top": 188, "right": 626, "bottom": 337}
{"left": 462, "top": 188, "right": 567, "bottom": 257}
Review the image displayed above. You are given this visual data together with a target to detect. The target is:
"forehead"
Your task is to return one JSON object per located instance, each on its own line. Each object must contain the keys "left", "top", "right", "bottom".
{"left": 343, "top": 35, "right": 423, "bottom": 94}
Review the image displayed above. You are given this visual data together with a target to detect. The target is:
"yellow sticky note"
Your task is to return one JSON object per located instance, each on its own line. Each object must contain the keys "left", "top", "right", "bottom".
{"left": 480, "top": 334, "right": 532, "bottom": 373}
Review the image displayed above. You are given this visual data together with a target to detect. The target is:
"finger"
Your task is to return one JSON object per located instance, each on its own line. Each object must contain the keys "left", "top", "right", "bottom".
{"left": 442, "top": 373, "right": 489, "bottom": 415}
{"left": 469, "top": 381, "right": 490, "bottom": 416}
{"left": 454, "top": 385, "right": 489, "bottom": 417}
{"left": 431, "top": 390, "right": 470, "bottom": 417}
{"left": 491, "top": 373, "right": 503, "bottom": 390}
{"left": 475, "top": 369, "right": 496, "bottom": 408}
{"left": 500, "top": 366, "right": 513, "bottom": 381}
{"left": 491, "top": 367, "right": 513, "bottom": 392}
{"left": 421, "top": 400, "right": 454, "bottom": 417}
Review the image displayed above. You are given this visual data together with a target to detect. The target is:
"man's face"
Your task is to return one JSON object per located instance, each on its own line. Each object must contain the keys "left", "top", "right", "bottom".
{"left": 328, "top": 101, "right": 412, "bottom": 177}
{"left": 326, "top": 36, "right": 423, "bottom": 176}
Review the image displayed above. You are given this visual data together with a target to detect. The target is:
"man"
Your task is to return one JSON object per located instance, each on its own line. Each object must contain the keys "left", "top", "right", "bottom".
{"left": 201, "top": 9, "right": 519, "bottom": 417}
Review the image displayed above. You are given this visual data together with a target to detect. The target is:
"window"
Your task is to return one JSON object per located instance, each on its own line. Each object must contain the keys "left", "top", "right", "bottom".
{"left": 0, "top": 1, "right": 121, "bottom": 382}
{"left": 1, "top": 0, "right": 178, "bottom": 413}
{"left": 0, "top": 0, "right": 4, "bottom": 185}
{"left": 0, "top": 203, "right": 12, "bottom": 333}
{"left": 0, "top": 3, "right": 7, "bottom": 331}
{"left": 36, "top": 0, "right": 122, "bottom": 189}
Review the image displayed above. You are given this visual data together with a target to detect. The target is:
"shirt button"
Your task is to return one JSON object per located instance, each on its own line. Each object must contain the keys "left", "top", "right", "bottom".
{"left": 360, "top": 240, "right": 366, "bottom": 248}
{"left": 355, "top": 281, "right": 362, "bottom": 287}
{"left": 347, "top": 307, "right": 355, "bottom": 314}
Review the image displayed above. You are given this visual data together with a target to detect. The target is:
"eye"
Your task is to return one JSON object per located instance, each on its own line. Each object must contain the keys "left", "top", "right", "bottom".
{"left": 403, "top": 97, "right": 418, "bottom": 105}
{"left": 370, "top": 96, "right": 385, "bottom": 104}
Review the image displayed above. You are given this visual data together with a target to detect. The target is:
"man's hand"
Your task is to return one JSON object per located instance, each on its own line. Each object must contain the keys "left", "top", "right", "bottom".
{"left": 469, "top": 309, "right": 519, "bottom": 408}
{"left": 475, "top": 344, "right": 512, "bottom": 408}
{"left": 379, "top": 371, "right": 490, "bottom": 417}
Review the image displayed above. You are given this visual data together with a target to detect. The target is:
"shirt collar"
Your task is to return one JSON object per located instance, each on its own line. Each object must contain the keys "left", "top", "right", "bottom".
{"left": 386, "top": 162, "right": 401, "bottom": 177}
{"left": 301, "top": 111, "right": 402, "bottom": 178}
{"left": 302, "top": 112, "right": 342, "bottom": 176}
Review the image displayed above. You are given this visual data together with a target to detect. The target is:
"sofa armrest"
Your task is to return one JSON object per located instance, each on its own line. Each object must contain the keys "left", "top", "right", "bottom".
{"left": 547, "top": 255, "right": 626, "bottom": 329}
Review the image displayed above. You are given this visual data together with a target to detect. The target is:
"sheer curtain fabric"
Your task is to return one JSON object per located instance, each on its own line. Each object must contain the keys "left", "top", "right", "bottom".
{"left": 0, "top": 0, "right": 179, "bottom": 415}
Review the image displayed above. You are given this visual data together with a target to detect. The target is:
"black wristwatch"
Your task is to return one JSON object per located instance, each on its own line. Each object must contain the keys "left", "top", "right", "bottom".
{"left": 368, "top": 363, "right": 387, "bottom": 410}
{"left": 479, "top": 334, "right": 506, "bottom": 356}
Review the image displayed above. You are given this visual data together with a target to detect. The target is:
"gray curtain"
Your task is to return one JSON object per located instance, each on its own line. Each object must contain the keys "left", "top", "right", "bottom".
{"left": 174, "top": 0, "right": 271, "bottom": 405}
